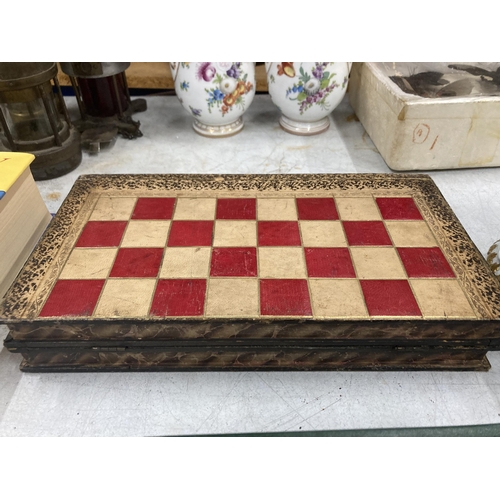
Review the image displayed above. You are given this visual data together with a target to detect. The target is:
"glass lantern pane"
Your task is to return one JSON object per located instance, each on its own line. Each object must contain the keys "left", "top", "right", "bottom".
{"left": 0, "top": 97, "right": 60, "bottom": 142}
{"left": 77, "top": 74, "right": 128, "bottom": 118}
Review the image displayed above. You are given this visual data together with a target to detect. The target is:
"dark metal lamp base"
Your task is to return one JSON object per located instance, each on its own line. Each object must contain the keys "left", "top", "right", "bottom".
{"left": 29, "top": 127, "right": 82, "bottom": 181}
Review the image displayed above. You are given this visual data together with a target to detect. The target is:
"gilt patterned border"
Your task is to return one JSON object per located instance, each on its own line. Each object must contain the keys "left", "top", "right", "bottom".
{"left": 1, "top": 173, "right": 500, "bottom": 321}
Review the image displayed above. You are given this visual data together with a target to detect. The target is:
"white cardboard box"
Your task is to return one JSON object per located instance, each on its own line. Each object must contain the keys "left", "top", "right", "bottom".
{"left": 348, "top": 62, "right": 500, "bottom": 171}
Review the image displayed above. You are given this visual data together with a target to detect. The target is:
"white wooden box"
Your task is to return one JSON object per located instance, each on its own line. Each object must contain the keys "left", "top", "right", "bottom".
{"left": 348, "top": 62, "right": 500, "bottom": 171}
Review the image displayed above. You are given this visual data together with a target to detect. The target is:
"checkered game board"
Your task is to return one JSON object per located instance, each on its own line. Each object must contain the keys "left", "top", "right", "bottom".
{"left": 36, "top": 192, "right": 477, "bottom": 321}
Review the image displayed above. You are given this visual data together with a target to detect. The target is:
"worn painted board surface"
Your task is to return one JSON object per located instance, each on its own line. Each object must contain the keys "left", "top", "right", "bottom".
{"left": 4, "top": 180, "right": 485, "bottom": 323}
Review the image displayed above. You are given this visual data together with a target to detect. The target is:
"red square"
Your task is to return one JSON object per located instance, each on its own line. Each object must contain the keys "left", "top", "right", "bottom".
{"left": 296, "top": 198, "right": 339, "bottom": 220}
{"left": 109, "top": 248, "right": 163, "bottom": 278}
{"left": 216, "top": 198, "right": 256, "bottom": 220}
{"left": 260, "top": 279, "right": 312, "bottom": 316}
{"left": 258, "top": 221, "right": 301, "bottom": 246}
{"left": 132, "top": 198, "right": 176, "bottom": 220}
{"left": 39, "top": 279, "right": 104, "bottom": 317}
{"left": 360, "top": 280, "right": 421, "bottom": 316}
{"left": 304, "top": 248, "right": 356, "bottom": 278}
{"left": 150, "top": 279, "right": 206, "bottom": 316}
{"left": 167, "top": 221, "right": 214, "bottom": 246}
{"left": 211, "top": 248, "right": 257, "bottom": 277}
{"left": 397, "top": 247, "right": 455, "bottom": 278}
{"left": 376, "top": 198, "right": 423, "bottom": 220}
{"left": 343, "top": 221, "right": 392, "bottom": 246}
{"left": 75, "top": 221, "right": 127, "bottom": 247}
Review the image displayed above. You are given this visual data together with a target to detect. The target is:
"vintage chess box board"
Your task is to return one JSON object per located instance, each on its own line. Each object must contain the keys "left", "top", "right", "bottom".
{"left": 2, "top": 174, "right": 500, "bottom": 372}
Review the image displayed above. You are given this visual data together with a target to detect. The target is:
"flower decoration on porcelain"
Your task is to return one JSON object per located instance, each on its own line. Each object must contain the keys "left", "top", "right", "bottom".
{"left": 171, "top": 62, "right": 256, "bottom": 137}
{"left": 197, "top": 62, "right": 217, "bottom": 82}
{"left": 216, "top": 62, "right": 232, "bottom": 72}
{"left": 265, "top": 62, "right": 351, "bottom": 135}
{"left": 277, "top": 62, "right": 295, "bottom": 78}
{"left": 285, "top": 63, "right": 339, "bottom": 115}
{"left": 204, "top": 62, "right": 253, "bottom": 117}
{"left": 189, "top": 105, "right": 202, "bottom": 117}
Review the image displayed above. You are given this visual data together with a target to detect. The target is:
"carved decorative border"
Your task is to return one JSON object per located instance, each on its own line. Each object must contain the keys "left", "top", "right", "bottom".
{"left": 6, "top": 319, "right": 500, "bottom": 342}
{"left": 18, "top": 348, "right": 490, "bottom": 372}
{"left": 1, "top": 174, "right": 500, "bottom": 322}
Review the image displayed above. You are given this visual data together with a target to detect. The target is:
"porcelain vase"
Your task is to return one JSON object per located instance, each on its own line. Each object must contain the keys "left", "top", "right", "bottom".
{"left": 266, "top": 62, "right": 351, "bottom": 135}
{"left": 170, "top": 62, "right": 256, "bottom": 137}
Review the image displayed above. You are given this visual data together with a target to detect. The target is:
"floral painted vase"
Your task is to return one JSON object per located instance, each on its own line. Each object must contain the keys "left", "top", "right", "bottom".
{"left": 266, "top": 62, "right": 351, "bottom": 135}
{"left": 170, "top": 62, "right": 256, "bottom": 137}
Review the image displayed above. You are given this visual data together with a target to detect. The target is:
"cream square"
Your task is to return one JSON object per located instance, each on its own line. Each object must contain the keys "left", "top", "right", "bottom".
{"left": 259, "top": 247, "right": 307, "bottom": 278}
{"left": 410, "top": 279, "right": 476, "bottom": 319}
{"left": 257, "top": 198, "right": 297, "bottom": 220}
{"left": 386, "top": 221, "right": 437, "bottom": 247}
{"left": 300, "top": 221, "right": 347, "bottom": 247}
{"left": 160, "top": 247, "right": 211, "bottom": 278}
{"left": 213, "top": 220, "right": 257, "bottom": 247}
{"left": 350, "top": 247, "right": 406, "bottom": 279}
{"left": 173, "top": 198, "right": 216, "bottom": 220}
{"left": 309, "top": 279, "right": 368, "bottom": 318}
{"left": 59, "top": 248, "right": 117, "bottom": 279}
{"left": 121, "top": 220, "right": 171, "bottom": 248}
{"left": 336, "top": 197, "right": 381, "bottom": 220}
{"left": 205, "top": 278, "right": 259, "bottom": 317}
{"left": 93, "top": 279, "right": 156, "bottom": 318}
{"left": 89, "top": 197, "right": 137, "bottom": 221}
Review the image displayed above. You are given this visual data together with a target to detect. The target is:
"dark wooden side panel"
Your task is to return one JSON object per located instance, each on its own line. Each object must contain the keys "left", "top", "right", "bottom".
{"left": 7, "top": 319, "right": 500, "bottom": 343}
{"left": 19, "top": 348, "right": 490, "bottom": 372}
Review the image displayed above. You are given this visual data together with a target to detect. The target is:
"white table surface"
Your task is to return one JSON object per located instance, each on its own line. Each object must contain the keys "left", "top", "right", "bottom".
{"left": 1, "top": 94, "right": 500, "bottom": 436}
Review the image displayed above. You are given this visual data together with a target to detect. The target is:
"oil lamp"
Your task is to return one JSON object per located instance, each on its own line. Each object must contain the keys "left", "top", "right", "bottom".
{"left": 0, "top": 62, "right": 82, "bottom": 180}
{"left": 59, "top": 63, "right": 147, "bottom": 153}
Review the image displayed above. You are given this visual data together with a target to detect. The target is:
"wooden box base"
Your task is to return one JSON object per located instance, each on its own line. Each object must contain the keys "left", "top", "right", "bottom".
{"left": 6, "top": 339, "right": 490, "bottom": 372}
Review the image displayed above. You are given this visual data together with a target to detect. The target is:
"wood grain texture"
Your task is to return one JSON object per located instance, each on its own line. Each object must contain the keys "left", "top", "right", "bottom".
{"left": 57, "top": 63, "right": 269, "bottom": 91}
{"left": 16, "top": 347, "right": 491, "bottom": 372}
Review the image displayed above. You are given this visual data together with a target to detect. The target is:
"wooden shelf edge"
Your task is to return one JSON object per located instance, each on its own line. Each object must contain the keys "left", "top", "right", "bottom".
{"left": 57, "top": 63, "right": 269, "bottom": 92}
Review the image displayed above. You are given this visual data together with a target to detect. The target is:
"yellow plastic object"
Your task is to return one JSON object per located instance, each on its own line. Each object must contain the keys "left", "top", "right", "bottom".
{"left": 0, "top": 152, "right": 35, "bottom": 199}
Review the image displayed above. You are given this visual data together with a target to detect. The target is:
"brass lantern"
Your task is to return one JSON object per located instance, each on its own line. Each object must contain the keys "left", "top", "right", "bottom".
{"left": 0, "top": 62, "right": 82, "bottom": 180}
{"left": 59, "top": 62, "right": 147, "bottom": 153}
